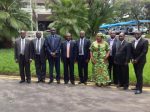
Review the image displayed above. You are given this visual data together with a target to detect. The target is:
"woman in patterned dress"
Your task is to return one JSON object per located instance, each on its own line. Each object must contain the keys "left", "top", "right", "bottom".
{"left": 90, "top": 33, "right": 111, "bottom": 86}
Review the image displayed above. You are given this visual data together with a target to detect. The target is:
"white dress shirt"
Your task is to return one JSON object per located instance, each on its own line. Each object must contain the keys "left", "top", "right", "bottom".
{"left": 66, "top": 40, "right": 71, "bottom": 58}
{"left": 20, "top": 38, "right": 25, "bottom": 55}
{"left": 36, "top": 38, "right": 41, "bottom": 54}
{"left": 134, "top": 37, "right": 141, "bottom": 49}
{"left": 109, "top": 38, "right": 115, "bottom": 56}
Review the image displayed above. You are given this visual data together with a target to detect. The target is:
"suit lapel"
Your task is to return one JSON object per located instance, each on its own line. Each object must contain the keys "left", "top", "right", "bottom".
{"left": 41, "top": 38, "right": 44, "bottom": 48}
{"left": 33, "top": 39, "right": 37, "bottom": 49}
{"left": 18, "top": 38, "right": 21, "bottom": 53}
{"left": 132, "top": 40, "right": 135, "bottom": 49}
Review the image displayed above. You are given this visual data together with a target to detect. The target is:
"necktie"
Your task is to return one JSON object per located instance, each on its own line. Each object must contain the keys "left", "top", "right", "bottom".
{"left": 79, "top": 39, "right": 83, "bottom": 54}
{"left": 67, "top": 41, "right": 70, "bottom": 58}
{"left": 21, "top": 39, "right": 25, "bottom": 55}
{"left": 37, "top": 39, "right": 40, "bottom": 54}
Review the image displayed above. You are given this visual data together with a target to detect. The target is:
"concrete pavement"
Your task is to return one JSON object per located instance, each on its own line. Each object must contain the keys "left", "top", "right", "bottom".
{"left": 0, "top": 75, "right": 150, "bottom": 112}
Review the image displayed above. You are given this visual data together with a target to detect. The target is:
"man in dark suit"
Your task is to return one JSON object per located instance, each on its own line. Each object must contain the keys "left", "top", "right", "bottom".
{"left": 61, "top": 33, "right": 76, "bottom": 85}
{"left": 131, "top": 30, "right": 148, "bottom": 94}
{"left": 14, "top": 31, "right": 32, "bottom": 83}
{"left": 76, "top": 31, "right": 91, "bottom": 85}
{"left": 114, "top": 33, "right": 130, "bottom": 90}
{"left": 107, "top": 31, "right": 118, "bottom": 85}
{"left": 45, "top": 28, "right": 62, "bottom": 84}
{"left": 31, "top": 31, "right": 46, "bottom": 83}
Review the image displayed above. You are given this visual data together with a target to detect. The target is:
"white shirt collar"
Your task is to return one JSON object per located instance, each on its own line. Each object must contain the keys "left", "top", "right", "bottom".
{"left": 36, "top": 37, "right": 41, "bottom": 40}
{"left": 135, "top": 37, "right": 141, "bottom": 42}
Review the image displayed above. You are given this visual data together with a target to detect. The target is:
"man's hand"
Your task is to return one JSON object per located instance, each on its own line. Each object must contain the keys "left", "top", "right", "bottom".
{"left": 131, "top": 59, "right": 137, "bottom": 64}
{"left": 85, "top": 59, "right": 89, "bottom": 63}
{"left": 15, "top": 59, "right": 18, "bottom": 63}
{"left": 124, "top": 62, "right": 128, "bottom": 65}
{"left": 29, "top": 59, "right": 32, "bottom": 63}
{"left": 91, "top": 58, "right": 96, "bottom": 64}
{"left": 51, "top": 52, "right": 56, "bottom": 57}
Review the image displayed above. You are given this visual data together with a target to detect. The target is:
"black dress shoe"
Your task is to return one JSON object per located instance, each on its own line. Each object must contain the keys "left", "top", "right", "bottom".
{"left": 19, "top": 80, "right": 25, "bottom": 83}
{"left": 123, "top": 87, "right": 128, "bottom": 90}
{"left": 84, "top": 82, "right": 87, "bottom": 85}
{"left": 48, "top": 80, "right": 53, "bottom": 84}
{"left": 41, "top": 80, "right": 45, "bottom": 83}
{"left": 71, "top": 81, "right": 75, "bottom": 85}
{"left": 78, "top": 82, "right": 83, "bottom": 84}
{"left": 131, "top": 87, "right": 137, "bottom": 90}
{"left": 36, "top": 80, "right": 41, "bottom": 83}
{"left": 27, "top": 80, "right": 31, "bottom": 83}
{"left": 57, "top": 80, "right": 60, "bottom": 84}
{"left": 64, "top": 81, "right": 68, "bottom": 84}
{"left": 135, "top": 90, "right": 142, "bottom": 94}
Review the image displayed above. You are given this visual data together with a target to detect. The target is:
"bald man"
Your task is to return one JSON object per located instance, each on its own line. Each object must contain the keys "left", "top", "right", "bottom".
{"left": 131, "top": 31, "right": 149, "bottom": 94}
{"left": 114, "top": 33, "right": 130, "bottom": 90}
{"left": 14, "top": 31, "right": 32, "bottom": 83}
{"left": 61, "top": 33, "right": 76, "bottom": 85}
{"left": 76, "top": 31, "right": 91, "bottom": 85}
{"left": 31, "top": 31, "right": 46, "bottom": 83}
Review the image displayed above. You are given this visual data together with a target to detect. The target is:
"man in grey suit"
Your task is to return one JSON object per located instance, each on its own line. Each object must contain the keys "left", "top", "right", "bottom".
{"left": 31, "top": 31, "right": 46, "bottom": 83}
{"left": 114, "top": 33, "right": 131, "bottom": 90}
{"left": 14, "top": 31, "right": 32, "bottom": 83}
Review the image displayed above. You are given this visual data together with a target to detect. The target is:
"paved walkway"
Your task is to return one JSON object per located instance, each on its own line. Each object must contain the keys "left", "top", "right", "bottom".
{"left": 0, "top": 75, "right": 150, "bottom": 112}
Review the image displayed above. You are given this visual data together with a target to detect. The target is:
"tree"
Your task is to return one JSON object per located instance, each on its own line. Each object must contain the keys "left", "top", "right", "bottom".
{"left": 87, "top": 0, "right": 115, "bottom": 38}
{"left": 114, "top": 0, "right": 150, "bottom": 30}
{"left": 46, "top": 0, "right": 89, "bottom": 38}
{"left": 0, "top": 0, "right": 31, "bottom": 40}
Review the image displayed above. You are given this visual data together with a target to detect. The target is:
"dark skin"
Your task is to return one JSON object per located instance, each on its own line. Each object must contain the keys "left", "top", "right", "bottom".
{"left": 66, "top": 33, "right": 71, "bottom": 41}
{"left": 51, "top": 28, "right": 56, "bottom": 35}
{"left": 20, "top": 32, "right": 26, "bottom": 39}
{"left": 132, "top": 31, "right": 142, "bottom": 64}
{"left": 36, "top": 32, "right": 41, "bottom": 39}
{"left": 110, "top": 31, "right": 116, "bottom": 39}
{"left": 80, "top": 31, "right": 85, "bottom": 39}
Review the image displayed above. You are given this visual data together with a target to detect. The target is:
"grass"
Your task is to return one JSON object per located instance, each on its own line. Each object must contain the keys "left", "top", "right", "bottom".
{"left": 0, "top": 48, "right": 150, "bottom": 85}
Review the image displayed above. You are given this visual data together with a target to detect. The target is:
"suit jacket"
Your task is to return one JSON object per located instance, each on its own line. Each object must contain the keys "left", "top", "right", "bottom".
{"left": 131, "top": 38, "right": 149, "bottom": 64}
{"left": 14, "top": 38, "right": 31, "bottom": 62}
{"left": 114, "top": 40, "right": 131, "bottom": 65}
{"left": 45, "top": 34, "right": 61, "bottom": 57}
{"left": 61, "top": 40, "right": 77, "bottom": 62}
{"left": 76, "top": 38, "right": 91, "bottom": 61}
{"left": 106, "top": 37, "right": 118, "bottom": 57}
{"left": 31, "top": 38, "right": 46, "bottom": 62}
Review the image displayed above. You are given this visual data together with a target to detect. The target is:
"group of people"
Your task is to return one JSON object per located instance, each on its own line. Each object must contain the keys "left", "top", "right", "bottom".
{"left": 14, "top": 28, "right": 148, "bottom": 94}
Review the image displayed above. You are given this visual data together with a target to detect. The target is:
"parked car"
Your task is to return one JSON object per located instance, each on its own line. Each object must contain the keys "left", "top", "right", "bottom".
{"left": 128, "top": 26, "right": 148, "bottom": 34}
{"left": 110, "top": 27, "right": 128, "bottom": 35}
{"left": 99, "top": 29, "right": 108, "bottom": 35}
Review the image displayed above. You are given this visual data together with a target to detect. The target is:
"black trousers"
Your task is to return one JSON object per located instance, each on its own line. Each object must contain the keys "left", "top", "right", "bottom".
{"left": 48, "top": 56, "right": 60, "bottom": 81}
{"left": 35, "top": 55, "right": 46, "bottom": 81}
{"left": 133, "top": 63, "right": 145, "bottom": 91}
{"left": 78, "top": 55, "right": 88, "bottom": 83}
{"left": 63, "top": 58, "right": 74, "bottom": 83}
{"left": 19, "top": 55, "right": 31, "bottom": 81}
{"left": 108, "top": 56, "right": 118, "bottom": 84}
{"left": 116, "top": 64, "right": 129, "bottom": 88}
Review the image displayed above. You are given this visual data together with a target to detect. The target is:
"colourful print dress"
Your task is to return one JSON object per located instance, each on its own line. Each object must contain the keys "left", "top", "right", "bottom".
{"left": 90, "top": 41, "right": 111, "bottom": 86}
